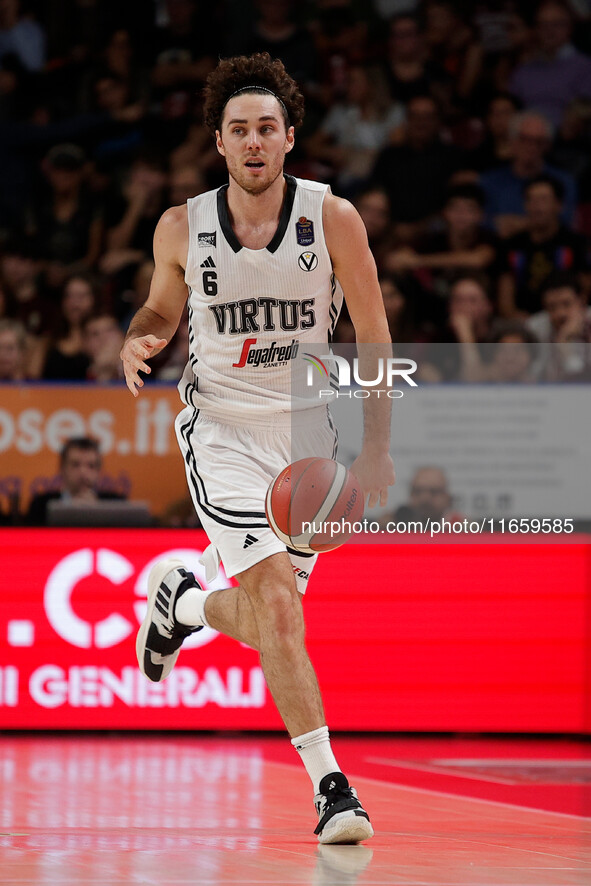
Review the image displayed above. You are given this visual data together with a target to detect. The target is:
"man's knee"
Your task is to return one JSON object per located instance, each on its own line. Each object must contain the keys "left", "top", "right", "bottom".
{"left": 238, "top": 554, "right": 303, "bottom": 643}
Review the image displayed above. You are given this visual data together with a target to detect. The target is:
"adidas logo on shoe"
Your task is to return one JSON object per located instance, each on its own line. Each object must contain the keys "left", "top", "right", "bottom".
{"left": 243, "top": 533, "right": 258, "bottom": 549}
{"left": 314, "top": 772, "right": 374, "bottom": 844}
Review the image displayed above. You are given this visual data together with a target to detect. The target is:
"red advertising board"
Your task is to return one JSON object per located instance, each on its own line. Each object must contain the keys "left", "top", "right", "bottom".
{"left": 0, "top": 529, "right": 589, "bottom": 732}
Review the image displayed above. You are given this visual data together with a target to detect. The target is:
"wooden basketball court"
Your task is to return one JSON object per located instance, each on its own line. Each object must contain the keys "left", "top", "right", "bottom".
{"left": 1, "top": 734, "right": 590, "bottom": 885}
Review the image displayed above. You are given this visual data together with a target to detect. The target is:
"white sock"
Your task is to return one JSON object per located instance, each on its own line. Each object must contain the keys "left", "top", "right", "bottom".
{"left": 291, "top": 726, "right": 341, "bottom": 794}
{"left": 174, "top": 587, "right": 215, "bottom": 628}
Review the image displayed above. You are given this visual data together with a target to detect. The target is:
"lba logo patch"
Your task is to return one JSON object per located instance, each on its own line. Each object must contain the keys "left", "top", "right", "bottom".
{"left": 298, "top": 252, "right": 318, "bottom": 272}
{"left": 296, "top": 217, "right": 314, "bottom": 246}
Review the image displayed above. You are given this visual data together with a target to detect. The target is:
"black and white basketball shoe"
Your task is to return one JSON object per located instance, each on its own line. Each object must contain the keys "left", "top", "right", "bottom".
{"left": 136, "top": 558, "right": 203, "bottom": 682}
{"left": 314, "top": 772, "right": 374, "bottom": 844}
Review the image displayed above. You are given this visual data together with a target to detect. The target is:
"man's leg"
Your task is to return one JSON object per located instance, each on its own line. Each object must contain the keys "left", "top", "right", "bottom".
{"left": 177, "top": 552, "right": 324, "bottom": 734}
{"left": 233, "top": 553, "right": 326, "bottom": 736}
{"left": 137, "top": 551, "right": 373, "bottom": 842}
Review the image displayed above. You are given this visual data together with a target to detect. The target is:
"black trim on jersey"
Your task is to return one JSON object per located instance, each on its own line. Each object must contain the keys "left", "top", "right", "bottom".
{"left": 217, "top": 174, "right": 297, "bottom": 254}
{"left": 266, "top": 174, "right": 296, "bottom": 253}
{"left": 217, "top": 186, "right": 240, "bottom": 253}
{"left": 328, "top": 273, "right": 340, "bottom": 337}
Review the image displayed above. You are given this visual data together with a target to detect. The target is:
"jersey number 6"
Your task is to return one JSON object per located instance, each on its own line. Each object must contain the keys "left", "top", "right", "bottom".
{"left": 203, "top": 270, "right": 218, "bottom": 297}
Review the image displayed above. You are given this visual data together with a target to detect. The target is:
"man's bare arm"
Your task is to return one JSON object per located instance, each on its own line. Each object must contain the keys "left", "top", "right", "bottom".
{"left": 121, "top": 206, "right": 189, "bottom": 396}
{"left": 324, "top": 193, "right": 396, "bottom": 507}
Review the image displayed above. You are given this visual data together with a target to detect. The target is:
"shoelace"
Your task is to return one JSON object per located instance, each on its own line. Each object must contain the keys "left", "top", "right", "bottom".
{"left": 317, "top": 783, "right": 355, "bottom": 812}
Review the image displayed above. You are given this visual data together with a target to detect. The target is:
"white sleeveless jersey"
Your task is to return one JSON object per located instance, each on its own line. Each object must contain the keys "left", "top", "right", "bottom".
{"left": 179, "top": 175, "right": 343, "bottom": 423}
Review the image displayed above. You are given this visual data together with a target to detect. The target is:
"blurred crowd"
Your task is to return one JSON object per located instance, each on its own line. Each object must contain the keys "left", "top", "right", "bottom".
{"left": 1, "top": 0, "right": 591, "bottom": 386}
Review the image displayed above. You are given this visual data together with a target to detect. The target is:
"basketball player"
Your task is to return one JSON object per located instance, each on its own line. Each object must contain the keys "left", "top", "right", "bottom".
{"left": 120, "top": 53, "right": 395, "bottom": 844}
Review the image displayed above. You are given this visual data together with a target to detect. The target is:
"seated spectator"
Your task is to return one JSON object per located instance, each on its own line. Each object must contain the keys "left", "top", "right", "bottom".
{"left": 0, "top": 279, "right": 11, "bottom": 320}
{"left": 526, "top": 270, "right": 591, "bottom": 343}
{"left": 419, "top": 272, "right": 495, "bottom": 380}
{"left": 509, "top": 0, "right": 591, "bottom": 129}
{"left": 83, "top": 311, "right": 125, "bottom": 382}
{"left": 485, "top": 9, "right": 533, "bottom": 95}
{"left": 0, "top": 48, "right": 38, "bottom": 123}
{"left": 389, "top": 465, "right": 463, "bottom": 529}
{"left": 550, "top": 97, "right": 591, "bottom": 191}
{"left": 480, "top": 110, "right": 577, "bottom": 237}
{"left": 89, "top": 71, "right": 145, "bottom": 168}
{"left": 102, "top": 151, "right": 168, "bottom": 277}
{"left": 30, "top": 143, "right": 104, "bottom": 292}
{"left": 308, "top": 1, "right": 369, "bottom": 92}
{"left": 380, "top": 274, "right": 422, "bottom": 342}
{"left": 497, "top": 175, "right": 591, "bottom": 317}
{"left": 385, "top": 183, "right": 498, "bottom": 297}
{"left": 485, "top": 323, "right": 539, "bottom": 383}
{"left": 169, "top": 118, "right": 221, "bottom": 182}
{"left": 385, "top": 12, "right": 453, "bottom": 109}
{"left": 371, "top": 93, "right": 463, "bottom": 243}
{"left": 0, "top": 317, "right": 27, "bottom": 380}
{"left": 457, "top": 320, "right": 539, "bottom": 383}
{"left": 466, "top": 92, "right": 522, "bottom": 173}
{"left": 0, "top": 0, "right": 45, "bottom": 72}
{"left": 232, "top": 0, "right": 319, "bottom": 90}
{"left": 447, "top": 272, "right": 494, "bottom": 341}
{"left": 38, "top": 274, "right": 98, "bottom": 380}
{"left": 81, "top": 28, "right": 150, "bottom": 114}
{"left": 525, "top": 272, "right": 591, "bottom": 380}
{"left": 423, "top": 0, "right": 484, "bottom": 107}
{"left": 305, "top": 64, "right": 405, "bottom": 197}
{"left": 0, "top": 236, "right": 53, "bottom": 339}
{"left": 118, "top": 258, "right": 154, "bottom": 330}
{"left": 526, "top": 271, "right": 591, "bottom": 381}
{"left": 25, "top": 436, "right": 124, "bottom": 526}
{"left": 150, "top": 0, "right": 216, "bottom": 129}
{"left": 354, "top": 187, "right": 395, "bottom": 273}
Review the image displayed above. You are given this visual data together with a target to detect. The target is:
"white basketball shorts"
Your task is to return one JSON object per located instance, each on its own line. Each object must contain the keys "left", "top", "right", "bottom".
{"left": 175, "top": 406, "right": 338, "bottom": 593}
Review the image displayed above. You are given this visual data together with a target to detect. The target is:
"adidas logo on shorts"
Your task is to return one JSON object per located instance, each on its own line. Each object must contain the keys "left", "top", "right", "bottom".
{"left": 243, "top": 533, "right": 258, "bottom": 549}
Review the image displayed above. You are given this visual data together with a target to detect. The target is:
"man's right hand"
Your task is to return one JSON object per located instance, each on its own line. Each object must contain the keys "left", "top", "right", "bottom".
{"left": 120, "top": 334, "right": 168, "bottom": 397}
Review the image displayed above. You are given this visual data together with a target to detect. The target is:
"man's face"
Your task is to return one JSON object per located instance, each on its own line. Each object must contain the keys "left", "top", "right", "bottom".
{"left": 487, "top": 98, "right": 516, "bottom": 139}
{"left": 525, "top": 183, "right": 561, "bottom": 228}
{"left": 61, "top": 447, "right": 101, "bottom": 497}
{"left": 84, "top": 317, "right": 122, "bottom": 360}
{"left": 216, "top": 93, "right": 294, "bottom": 196}
{"left": 449, "top": 280, "right": 491, "bottom": 324}
{"left": 544, "top": 286, "right": 585, "bottom": 331}
{"left": 389, "top": 16, "right": 421, "bottom": 61}
{"left": 407, "top": 98, "right": 439, "bottom": 146}
{"left": 409, "top": 468, "right": 450, "bottom": 520}
{"left": 492, "top": 335, "right": 532, "bottom": 381}
{"left": 536, "top": 3, "right": 572, "bottom": 55}
{"left": 513, "top": 119, "right": 550, "bottom": 167}
{"left": 1, "top": 253, "right": 36, "bottom": 290}
{"left": 357, "top": 191, "right": 390, "bottom": 240}
{"left": 0, "top": 329, "right": 22, "bottom": 379}
{"left": 444, "top": 198, "right": 482, "bottom": 235}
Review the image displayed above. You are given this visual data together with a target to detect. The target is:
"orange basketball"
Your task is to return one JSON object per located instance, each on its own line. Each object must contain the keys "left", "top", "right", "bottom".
{"left": 265, "top": 458, "right": 365, "bottom": 554}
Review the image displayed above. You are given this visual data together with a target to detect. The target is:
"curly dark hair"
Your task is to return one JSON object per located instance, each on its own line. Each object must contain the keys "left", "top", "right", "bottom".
{"left": 203, "top": 52, "right": 305, "bottom": 136}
